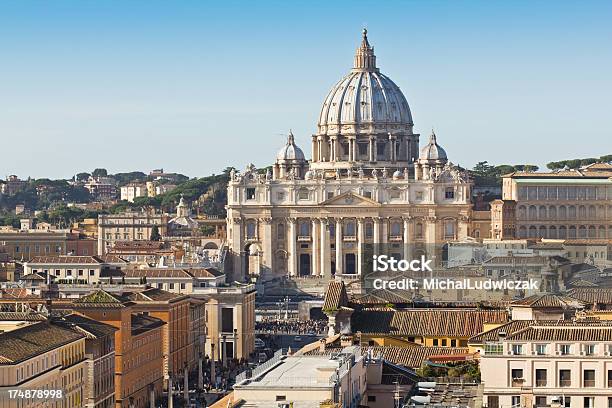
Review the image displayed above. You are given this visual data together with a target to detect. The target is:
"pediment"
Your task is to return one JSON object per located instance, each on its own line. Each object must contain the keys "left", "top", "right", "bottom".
{"left": 320, "top": 192, "right": 380, "bottom": 207}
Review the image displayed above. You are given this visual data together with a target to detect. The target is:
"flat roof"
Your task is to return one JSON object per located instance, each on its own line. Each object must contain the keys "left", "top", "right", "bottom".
{"left": 240, "top": 356, "right": 339, "bottom": 389}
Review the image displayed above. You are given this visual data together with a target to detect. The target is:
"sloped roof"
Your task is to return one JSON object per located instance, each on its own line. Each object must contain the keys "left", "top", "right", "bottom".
{"left": 567, "top": 288, "right": 612, "bottom": 305}
{"left": 352, "top": 309, "right": 509, "bottom": 337}
{"left": 55, "top": 313, "right": 118, "bottom": 339}
{"left": 323, "top": 280, "right": 349, "bottom": 310}
{"left": 125, "top": 287, "right": 186, "bottom": 302}
{"left": 505, "top": 323, "right": 612, "bottom": 342}
{"left": 0, "top": 321, "right": 84, "bottom": 364}
{"left": 73, "top": 290, "right": 131, "bottom": 308}
{"left": 511, "top": 293, "right": 586, "bottom": 309}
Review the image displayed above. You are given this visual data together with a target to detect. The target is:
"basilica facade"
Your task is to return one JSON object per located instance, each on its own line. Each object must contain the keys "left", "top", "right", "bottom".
{"left": 226, "top": 30, "right": 472, "bottom": 282}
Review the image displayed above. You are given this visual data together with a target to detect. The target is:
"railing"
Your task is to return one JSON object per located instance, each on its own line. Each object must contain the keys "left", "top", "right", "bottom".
{"left": 583, "top": 379, "right": 595, "bottom": 387}
{"left": 511, "top": 379, "right": 524, "bottom": 387}
{"left": 535, "top": 379, "right": 547, "bottom": 387}
{"left": 559, "top": 379, "right": 571, "bottom": 387}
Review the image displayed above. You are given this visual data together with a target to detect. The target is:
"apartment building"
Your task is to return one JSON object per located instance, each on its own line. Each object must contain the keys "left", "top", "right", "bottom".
{"left": 481, "top": 322, "right": 612, "bottom": 408}
{"left": 0, "top": 320, "right": 88, "bottom": 408}
{"left": 23, "top": 255, "right": 128, "bottom": 284}
{"left": 0, "top": 229, "right": 96, "bottom": 261}
{"left": 120, "top": 184, "right": 147, "bottom": 203}
{"left": 97, "top": 212, "right": 168, "bottom": 254}
{"left": 73, "top": 290, "right": 165, "bottom": 408}
{"left": 501, "top": 163, "right": 612, "bottom": 240}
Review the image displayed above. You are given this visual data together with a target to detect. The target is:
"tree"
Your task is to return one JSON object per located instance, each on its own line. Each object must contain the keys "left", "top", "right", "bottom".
{"left": 523, "top": 164, "right": 539, "bottom": 172}
{"left": 150, "top": 225, "right": 161, "bottom": 241}
{"left": 600, "top": 154, "right": 612, "bottom": 163}
{"left": 76, "top": 172, "right": 91, "bottom": 181}
{"left": 92, "top": 168, "right": 108, "bottom": 178}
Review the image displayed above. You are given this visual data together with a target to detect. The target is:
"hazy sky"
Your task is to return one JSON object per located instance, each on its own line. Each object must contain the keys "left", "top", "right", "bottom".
{"left": 1, "top": 0, "right": 611, "bottom": 179}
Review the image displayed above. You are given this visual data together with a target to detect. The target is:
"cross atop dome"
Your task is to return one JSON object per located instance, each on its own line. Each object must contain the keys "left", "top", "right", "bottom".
{"left": 354, "top": 28, "right": 377, "bottom": 72}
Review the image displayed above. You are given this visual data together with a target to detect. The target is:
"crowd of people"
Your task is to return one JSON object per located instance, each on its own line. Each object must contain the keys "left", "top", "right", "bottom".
{"left": 255, "top": 318, "right": 328, "bottom": 335}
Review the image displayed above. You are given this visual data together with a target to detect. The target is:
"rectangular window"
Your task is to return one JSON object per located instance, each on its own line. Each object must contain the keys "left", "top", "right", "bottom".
{"left": 535, "top": 369, "right": 547, "bottom": 387}
{"left": 445, "top": 188, "right": 455, "bottom": 199}
{"left": 511, "top": 396, "right": 520, "bottom": 407}
{"left": 563, "top": 397, "right": 571, "bottom": 408}
{"left": 535, "top": 396, "right": 547, "bottom": 407}
{"left": 584, "top": 397, "right": 594, "bottom": 408}
{"left": 585, "top": 344, "right": 595, "bottom": 355}
{"left": 246, "top": 188, "right": 256, "bottom": 200}
{"left": 535, "top": 344, "right": 547, "bottom": 355}
{"left": 367, "top": 396, "right": 376, "bottom": 403}
{"left": 511, "top": 344, "right": 523, "bottom": 355}
{"left": 276, "top": 192, "right": 285, "bottom": 201}
{"left": 511, "top": 369, "right": 524, "bottom": 386}
{"left": 559, "top": 370, "right": 572, "bottom": 387}
{"left": 584, "top": 369, "right": 595, "bottom": 387}
{"left": 298, "top": 189, "right": 309, "bottom": 200}
{"left": 560, "top": 344, "right": 571, "bottom": 355}
{"left": 221, "top": 308, "right": 234, "bottom": 333}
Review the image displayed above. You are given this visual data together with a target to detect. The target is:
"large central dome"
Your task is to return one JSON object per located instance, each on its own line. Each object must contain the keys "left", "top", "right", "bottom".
{"left": 317, "top": 29, "right": 414, "bottom": 136}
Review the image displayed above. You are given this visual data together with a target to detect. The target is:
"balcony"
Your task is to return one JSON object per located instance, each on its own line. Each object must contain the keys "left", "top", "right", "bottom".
{"left": 511, "top": 378, "right": 525, "bottom": 387}
{"left": 297, "top": 235, "right": 311, "bottom": 242}
{"left": 388, "top": 235, "right": 403, "bottom": 242}
{"left": 583, "top": 379, "right": 595, "bottom": 387}
{"left": 343, "top": 235, "right": 356, "bottom": 242}
{"left": 559, "top": 379, "right": 571, "bottom": 387}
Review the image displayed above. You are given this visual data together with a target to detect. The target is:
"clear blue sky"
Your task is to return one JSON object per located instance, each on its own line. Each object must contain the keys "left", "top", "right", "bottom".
{"left": 1, "top": 0, "right": 611, "bottom": 179}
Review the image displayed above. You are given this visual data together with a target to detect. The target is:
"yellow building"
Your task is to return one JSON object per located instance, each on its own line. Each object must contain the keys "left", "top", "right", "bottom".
{"left": 0, "top": 320, "right": 88, "bottom": 408}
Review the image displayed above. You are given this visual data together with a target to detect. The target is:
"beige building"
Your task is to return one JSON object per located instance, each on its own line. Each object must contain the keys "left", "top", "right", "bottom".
{"left": 227, "top": 30, "right": 472, "bottom": 282}
{"left": 233, "top": 346, "right": 367, "bottom": 407}
{"left": 480, "top": 321, "right": 612, "bottom": 408}
{"left": 120, "top": 183, "right": 147, "bottom": 203}
{"left": 0, "top": 320, "right": 89, "bottom": 408}
{"left": 97, "top": 212, "right": 168, "bottom": 254}
{"left": 199, "top": 283, "right": 256, "bottom": 361}
{"left": 23, "top": 255, "right": 127, "bottom": 285}
{"left": 501, "top": 163, "right": 612, "bottom": 240}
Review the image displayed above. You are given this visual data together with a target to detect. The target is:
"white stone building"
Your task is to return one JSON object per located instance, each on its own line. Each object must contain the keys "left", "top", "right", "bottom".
{"left": 226, "top": 30, "right": 472, "bottom": 282}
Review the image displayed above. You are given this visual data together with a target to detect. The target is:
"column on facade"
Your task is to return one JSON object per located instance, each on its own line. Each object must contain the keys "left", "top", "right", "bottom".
{"left": 369, "top": 136, "right": 375, "bottom": 162}
{"left": 335, "top": 218, "right": 343, "bottom": 274}
{"left": 312, "top": 138, "right": 318, "bottom": 162}
{"left": 403, "top": 217, "right": 412, "bottom": 261}
{"left": 311, "top": 218, "right": 320, "bottom": 276}
{"left": 329, "top": 138, "right": 335, "bottom": 161}
{"left": 373, "top": 217, "right": 381, "bottom": 245}
{"left": 261, "top": 218, "right": 273, "bottom": 278}
{"left": 332, "top": 137, "right": 339, "bottom": 161}
{"left": 381, "top": 217, "right": 388, "bottom": 244}
{"left": 357, "top": 218, "right": 364, "bottom": 275}
{"left": 287, "top": 218, "right": 297, "bottom": 276}
{"left": 352, "top": 137, "right": 357, "bottom": 162}
{"left": 320, "top": 218, "right": 330, "bottom": 277}
{"left": 232, "top": 217, "right": 245, "bottom": 280}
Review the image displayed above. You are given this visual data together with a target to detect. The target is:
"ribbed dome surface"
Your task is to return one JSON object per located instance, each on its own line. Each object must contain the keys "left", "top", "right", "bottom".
{"left": 419, "top": 131, "right": 447, "bottom": 161}
{"left": 276, "top": 132, "right": 305, "bottom": 161}
{"left": 318, "top": 71, "right": 413, "bottom": 128}
{"left": 317, "top": 29, "right": 413, "bottom": 135}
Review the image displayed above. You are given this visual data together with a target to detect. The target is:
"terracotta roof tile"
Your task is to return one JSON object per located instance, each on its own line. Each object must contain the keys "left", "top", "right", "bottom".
{"left": 323, "top": 280, "right": 349, "bottom": 310}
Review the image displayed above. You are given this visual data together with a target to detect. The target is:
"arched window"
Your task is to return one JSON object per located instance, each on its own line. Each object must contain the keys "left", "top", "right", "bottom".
{"left": 558, "top": 226, "right": 567, "bottom": 238}
{"left": 549, "top": 226, "right": 557, "bottom": 238}
{"left": 538, "top": 226, "right": 547, "bottom": 238}
{"left": 246, "top": 222, "right": 256, "bottom": 239}
{"left": 518, "top": 226, "right": 527, "bottom": 238}
{"left": 578, "top": 205, "right": 587, "bottom": 219}
{"left": 599, "top": 226, "right": 606, "bottom": 238}
{"left": 528, "top": 226, "right": 537, "bottom": 238}
{"left": 559, "top": 205, "right": 567, "bottom": 220}
{"left": 528, "top": 206, "right": 537, "bottom": 220}
{"left": 588, "top": 205, "right": 596, "bottom": 219}
{"left": 568, "top": 206, "right": 576, "bottom": 219}
{"left": 518, "top": 206, "right": 527, "bottom": 219}
{"left": 588, "top": 226, "right": 596, "bottom": 238}
{"left": 444, "top": 221, "right": 455, "bottom": 239}
{"left": 568, "top": 226, "right": 576, "bottom": 238}
{"left": 548, "top": 206, "right": 557, "bottom": 219}
{"left": 539, "top": 206, "right": 547, "bottom": 220}
{"left": 578, "top": 225, "right": 587, "bottom": 238}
